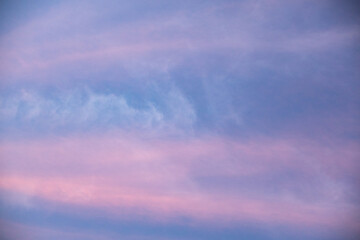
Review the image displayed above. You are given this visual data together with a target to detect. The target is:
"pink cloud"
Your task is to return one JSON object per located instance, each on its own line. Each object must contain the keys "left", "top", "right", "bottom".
{"left": 0, "top": 132, "right": 358, "bottom": 229}
{"left": 1, "top": 0, "right": 358, "bottom": 82}
{"left": 0, "top": 219, "right": 113, "bottom": 240}
{"left": 0, "top": 174, "right": 352, "bottom": 228}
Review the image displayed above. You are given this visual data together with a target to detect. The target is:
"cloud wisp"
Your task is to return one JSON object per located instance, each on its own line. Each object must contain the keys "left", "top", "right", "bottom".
{"left": 0, "top": 87, "right": 196, "bottom": 135}
{"left": 0, "top": 133, "right": 358, "bottom": 231}
{"left": 1, "top": 0, "right": 358, "bottom": 82}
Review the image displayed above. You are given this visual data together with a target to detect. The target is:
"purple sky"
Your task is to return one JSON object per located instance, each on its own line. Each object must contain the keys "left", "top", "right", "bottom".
{"left": 0, "top": 0, "right": 360, "bottom": 239}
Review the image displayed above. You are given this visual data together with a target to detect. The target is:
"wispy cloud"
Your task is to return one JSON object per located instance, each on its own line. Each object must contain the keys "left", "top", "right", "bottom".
{"left": 0, "top": 133, "right": 358, "bottom": 229}
{"left": 1, "top": 0, "right": 358, "bottom": 81}
{"left": 0, "top": 87, "right": 196, "bottom": 134}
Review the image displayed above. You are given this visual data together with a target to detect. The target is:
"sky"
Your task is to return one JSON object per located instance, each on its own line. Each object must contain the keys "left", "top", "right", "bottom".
{"left": 0, "top": 0, "right": 359, "bottom": 239}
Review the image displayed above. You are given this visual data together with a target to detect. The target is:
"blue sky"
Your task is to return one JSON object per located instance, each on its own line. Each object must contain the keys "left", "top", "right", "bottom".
{"left": 0, "top": 0, "right": 359, "bottom": 239}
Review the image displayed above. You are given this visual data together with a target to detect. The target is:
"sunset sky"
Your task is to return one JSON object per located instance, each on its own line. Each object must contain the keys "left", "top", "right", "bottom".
{"left": 0, "top": 0, "right": 359, "bottom": 239}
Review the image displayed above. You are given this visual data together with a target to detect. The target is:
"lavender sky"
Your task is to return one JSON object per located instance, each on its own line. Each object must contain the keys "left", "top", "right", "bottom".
{"left": 0, "top": 0, "right": 359, "bottom": 239}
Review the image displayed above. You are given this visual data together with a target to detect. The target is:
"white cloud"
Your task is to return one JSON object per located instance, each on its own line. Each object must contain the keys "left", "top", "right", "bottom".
{"left": 0, "top": 87, "right": 196, "bottom": 133}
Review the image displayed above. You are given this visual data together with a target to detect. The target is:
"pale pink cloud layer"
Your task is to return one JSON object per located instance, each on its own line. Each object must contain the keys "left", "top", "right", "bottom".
{"left": 0, "top": 219, "right": 117, "bottom": 240}
{"left": 0, "top": 132, "right": 358, "bottom": 230}
{"left": 0, "top": 0, "right": 358, "bottom": 81}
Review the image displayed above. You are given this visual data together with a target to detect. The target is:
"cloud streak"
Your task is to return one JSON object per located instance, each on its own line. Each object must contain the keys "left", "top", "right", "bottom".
{"left": 1, "top": 0, "right": 358, "bottom": 81}
{"left": 0, "top": 87, "right": 196, "bottom": 134}
{"left": 0, "top": 133, "right": 358, "bottom": 230}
